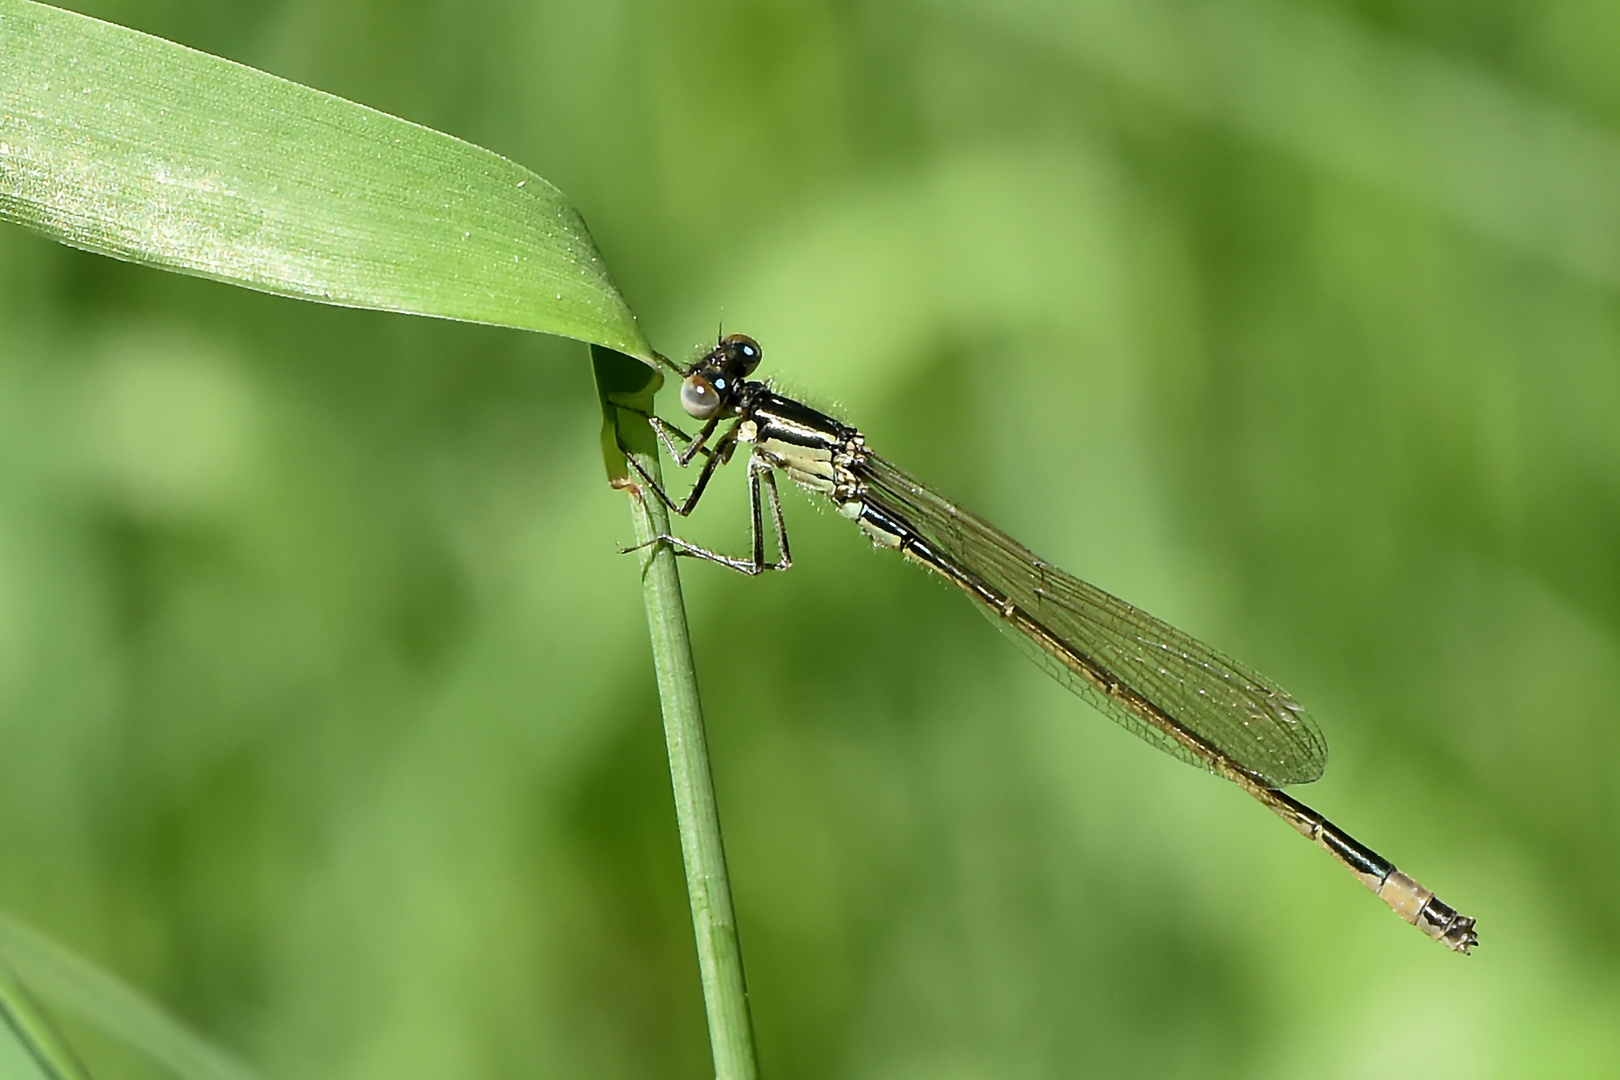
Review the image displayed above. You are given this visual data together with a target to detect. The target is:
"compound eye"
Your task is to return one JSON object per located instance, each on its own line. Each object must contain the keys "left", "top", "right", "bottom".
{"left": 680, "top": 373, "right": 724, "bottom": 419}
{"left": 719, "top": 334, "right": 762, "bottom": 376}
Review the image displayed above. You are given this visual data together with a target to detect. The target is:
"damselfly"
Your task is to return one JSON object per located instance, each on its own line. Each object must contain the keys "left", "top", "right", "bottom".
{"left": 625, "top": 334, "right": 1477, "bottom": 953}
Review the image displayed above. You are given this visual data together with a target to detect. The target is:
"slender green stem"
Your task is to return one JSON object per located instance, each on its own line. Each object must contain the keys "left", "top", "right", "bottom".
{"left": 623, "top": 443, "right": 760, "bottom": 1080}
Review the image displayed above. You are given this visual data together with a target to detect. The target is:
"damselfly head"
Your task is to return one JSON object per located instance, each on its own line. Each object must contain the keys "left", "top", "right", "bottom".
{"left": 680, "top": 334, "right": 763, "bottom": 419}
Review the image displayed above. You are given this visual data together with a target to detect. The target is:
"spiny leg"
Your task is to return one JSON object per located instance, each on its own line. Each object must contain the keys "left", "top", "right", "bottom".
{"left": 625, "top": 459, "right": 792, "bottom": 575}
{"left": 648, "top": 414, "right": 720, "bottom": 467}
{"left": 743, "top": 461, "right": 791, "bottom": 572}
{"left": 625, "top": 422, "right": 739, "bottom": 518}
{"left": 617, "top": 405, "right": 716, "bottom": 467}
{"left": 756, "top": 464, "right": 791, "bottom": 571}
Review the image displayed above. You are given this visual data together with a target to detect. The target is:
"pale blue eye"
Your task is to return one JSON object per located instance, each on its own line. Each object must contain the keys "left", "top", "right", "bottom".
{"left": 681, "top": 375, "right": 722, "bottom": 419}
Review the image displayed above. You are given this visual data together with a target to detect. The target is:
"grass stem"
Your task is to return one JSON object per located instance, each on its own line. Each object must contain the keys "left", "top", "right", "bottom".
{"left": 624, "top": 453, "right": 760, "bottom": 1080}
{"left": 594, "top": 343, "right": 759, "bottom": 1080}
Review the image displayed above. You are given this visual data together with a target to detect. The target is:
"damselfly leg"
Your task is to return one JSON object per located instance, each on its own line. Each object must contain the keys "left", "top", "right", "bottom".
{"left": 649, "top": 414, "right": 720, "bottom": 468}
{"left": 624, "top": 413, "right": 738, "bottom": 517}
{"left": 621, "top": 414, "right": 793, "bottom": 575}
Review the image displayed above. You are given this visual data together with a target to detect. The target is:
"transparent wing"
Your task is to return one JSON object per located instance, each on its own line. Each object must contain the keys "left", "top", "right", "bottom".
{"left": 860, "top": 454, "right": 1327, "bottom": 786}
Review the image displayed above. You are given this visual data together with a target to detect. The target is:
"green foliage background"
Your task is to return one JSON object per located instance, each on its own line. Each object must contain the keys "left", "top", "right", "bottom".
{"left": 3, "top": 0, "right": 1619, "bottom": 1076}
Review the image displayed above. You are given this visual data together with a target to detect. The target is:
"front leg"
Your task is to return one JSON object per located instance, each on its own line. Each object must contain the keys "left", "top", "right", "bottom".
{"left": 648, "top": 414, "right": 720, "bottom": 467}
{"left": 624, "top": 421, "right": 739, "bottom": 517}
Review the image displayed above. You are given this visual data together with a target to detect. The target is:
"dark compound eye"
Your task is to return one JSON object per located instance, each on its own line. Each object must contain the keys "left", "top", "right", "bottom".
{"left": 680, "top": 373, "right": 724, "bottom": 419}
{"left": 720, "top": 334, "right": 762, "bottom": 376}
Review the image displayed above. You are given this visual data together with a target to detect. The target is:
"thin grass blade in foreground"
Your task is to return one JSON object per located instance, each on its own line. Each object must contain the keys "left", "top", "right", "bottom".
{"left": 592, "top": 345, "right": 760, "bottom": 1080}
{"left": 0, "top": 0, "right": 652, "bottom": 361}
{"left": 0, "top": 914, "right": 259, "bottom": 1080}
{"left": 0, "top": 949, "right": 92, "bottom": 1080}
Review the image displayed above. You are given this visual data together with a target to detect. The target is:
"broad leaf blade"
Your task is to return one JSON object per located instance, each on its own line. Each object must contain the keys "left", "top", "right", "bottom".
{"left": 0, "top": 0, "right": 653, "bottom": 362}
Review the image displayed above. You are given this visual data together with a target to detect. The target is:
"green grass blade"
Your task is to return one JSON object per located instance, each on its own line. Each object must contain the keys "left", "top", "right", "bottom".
{"left": 0, "top": 914, "right": 258, "bottom": 1080}
{"left": 0, "top": 0, "right": 652, "bottom": 361}
{"left": 591, "top": 343, "right": 666, "bottom": 484}
{"left": 0, "top": 951, "right": 92, "bottom": 1080}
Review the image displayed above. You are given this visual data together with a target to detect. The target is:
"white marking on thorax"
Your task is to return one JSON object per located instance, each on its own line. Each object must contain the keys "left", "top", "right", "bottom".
{"left": 760, "top": 437, "right": 837, "bottom": 494}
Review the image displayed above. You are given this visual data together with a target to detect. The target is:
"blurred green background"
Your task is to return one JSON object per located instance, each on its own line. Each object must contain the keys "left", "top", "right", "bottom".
{"left": 4, "top": 0, "right": 1620, "bottom": 1076}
